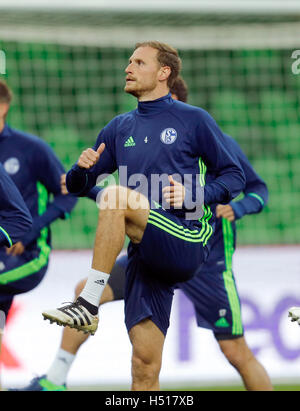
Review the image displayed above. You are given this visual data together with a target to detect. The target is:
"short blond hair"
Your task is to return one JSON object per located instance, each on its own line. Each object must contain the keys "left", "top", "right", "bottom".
{"left": 135, "top": 41, "right": 181, "bottom": 88}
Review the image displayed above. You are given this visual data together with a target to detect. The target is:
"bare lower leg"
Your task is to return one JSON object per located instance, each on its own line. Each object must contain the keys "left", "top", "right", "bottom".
{"left": 130, "top": 319, "right": 165, "bottom": 391}
{"left": 92, "top": 186, "right": 149, "bottom": 274}
{"left": 219, "top": 337, "right": 273, "bottom": 391}
{"left": 92, "top": 208, "right": 126, "bottom": 273}
{"left": 237, "top": 356, "right": 273, "bottom": 391}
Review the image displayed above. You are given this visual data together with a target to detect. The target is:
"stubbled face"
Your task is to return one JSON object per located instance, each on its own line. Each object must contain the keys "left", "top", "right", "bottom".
{"left": 125, "top": 46, "right": 162, "bottom": 98}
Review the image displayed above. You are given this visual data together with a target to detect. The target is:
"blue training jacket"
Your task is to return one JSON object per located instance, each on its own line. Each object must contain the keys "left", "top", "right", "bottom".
{"left": 203, "top": 133, "right": 268, "bottom": 271}
{"left": 66, "top": 94, "right": 245, "bottom": 221}
{"left": 85, "top": 132, "right": 268, "bottom": 272}
{"left": 0, "top": 125, "right": 78, "bottom": 255}
{"left": 0, "top": 162, "right": 32, "bottom": 247}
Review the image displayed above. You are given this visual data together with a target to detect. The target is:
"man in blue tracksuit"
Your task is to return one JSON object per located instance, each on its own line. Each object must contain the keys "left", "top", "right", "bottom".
{"left": 17, "top": 77, "right": 272, "bottom": 391}
{"left": 43, "top": 42, "right": 246, "bottom": 391}
{"left": 0, "top": 161, "right": 32, "bottom": 387}
{"left": 0, "top": 80, "right": 77, "bottom": 352}
{"left": 0, "top": 163, "right": 32, "bottom": 248}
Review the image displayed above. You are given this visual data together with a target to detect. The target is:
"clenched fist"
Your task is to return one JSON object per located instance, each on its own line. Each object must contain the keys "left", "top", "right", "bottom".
{"left": 77, "top": 143, "right": 106, "bottom": 169}
{"left": 6, "top": 241, "right": 25, "bottom": 256}
{"left": 60, "top": 174, "right": 68, "bottom": 195}
{"left": 216, "top": 204, "right": 235, "bottom": 222}
{"left": 163, "top": 175, "right": 186, "bottom": 208}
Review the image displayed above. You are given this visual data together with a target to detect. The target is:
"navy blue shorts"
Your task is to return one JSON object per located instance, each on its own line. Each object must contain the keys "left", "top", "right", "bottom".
{"left": 178, "top": 268, "right": 244, "bottom": 340}
{"left": 134, "top": 208, "right": 212, "bottom": 285}
{"left": 124, "top": 207, "right": 212, "bottom": 335}
{"left": 0, "top": 249, "right": 49, "bottom": 318}
{"left": 125, "top": 246, "right": 174, "bottom": 336}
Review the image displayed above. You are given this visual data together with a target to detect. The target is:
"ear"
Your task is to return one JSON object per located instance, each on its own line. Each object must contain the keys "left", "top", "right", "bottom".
{"left": 0, "top": 103, "right": 9, "bottom": 118}
{"left": 158, "top": 66, "right": 171, "bottom": 83}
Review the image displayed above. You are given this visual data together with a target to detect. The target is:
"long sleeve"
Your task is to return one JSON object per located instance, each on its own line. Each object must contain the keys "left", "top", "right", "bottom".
{"left": 21, "top": 139, "right": 78, "bottom": 246}
{"left": 86, "top": 186, "right": 103, "bottom": 202}
{"left": 21, "top": 196, "right": 77, "bottom": 246}
{"left": 231, "top": 193, "right": 266, "bottom": 220}
{"left": 194, "top": 110, "right": 246, "bottom": 205}
{"left": 66, "top": 119, "right": 118, "bottom": 197}
{"left": 224, "top": 135, "right": 268, "bottom": 220}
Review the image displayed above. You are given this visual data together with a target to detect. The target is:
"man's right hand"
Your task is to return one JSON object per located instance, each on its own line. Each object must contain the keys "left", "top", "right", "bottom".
{"left": 77, "top": 143, "right": 105, "bottom": 169}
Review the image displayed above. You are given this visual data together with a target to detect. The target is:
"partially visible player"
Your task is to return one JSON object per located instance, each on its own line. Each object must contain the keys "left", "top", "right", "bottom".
{"left": 0, "top": 80, "right": 78, "bottom": 384}
{"left": 0, "top": 163, "right": 32, "bottom": 248}
{"left": 16, "top": 77, "right": 271, "bottom": 391}
{"left": 0, "top": 162, "right": 32, "bottom": 388}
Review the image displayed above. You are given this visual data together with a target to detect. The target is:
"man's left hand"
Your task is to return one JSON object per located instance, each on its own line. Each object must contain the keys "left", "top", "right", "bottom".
{"left": 216, "top": 204, "right": 235, "bottom": 222}
{"left": 6, "top": 242, "right": 25, "bottom": 256}
{"left": 61, "top": 174, "right": 68, "bottom": 195}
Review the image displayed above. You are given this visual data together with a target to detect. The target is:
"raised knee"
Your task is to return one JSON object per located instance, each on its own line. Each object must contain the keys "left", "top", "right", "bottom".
{"left": 99, "top": 185, "right": 129, "bottom": 211}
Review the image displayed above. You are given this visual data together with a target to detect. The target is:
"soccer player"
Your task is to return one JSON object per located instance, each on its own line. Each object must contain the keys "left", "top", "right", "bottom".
{"left": 42, "top": 41, "right": 245, "bottom": 391}
{"left": 0, "top": 80, "right": 77, "bottom": 375}
{"left": 0, "top": 163, "right": 32, "bottom": 248}
{"left": 0, "top": 162, "right": 32, "bottom": 380}
{"left": 18, "top": 77, "right": 271, "bottom": 391}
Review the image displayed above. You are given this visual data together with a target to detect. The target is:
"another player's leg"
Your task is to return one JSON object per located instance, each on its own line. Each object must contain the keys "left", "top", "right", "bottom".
{"left": 59, "top": 258, "right": 126, "bottom": 357}
{"left": 217, "top": 337, "right": 273, "bottom": 391}
{"left": 129, "top": 319, "right": 165, "bottom": 391}
{"left": 8, "top": 282, "right": 114, "bottom": 391}
{"left": 213, "top": 272, "right": 273, "bottom": 391}
{"left": 11, "top": 282, "right": 114, "bottom": 391}
{"left": 14, "top": 257, "right": 127, "bottom": 391}
{"left": 178, "top": 269, "right": 273, "bottom": 391}
{"left": 43, "top": 185, "right": 149, "bottom": 334}
{"left": 0, "top": 251, "right": 49, "bottom": 388}
{"left": 0, "top": 302, "right": 10, "bottom": 392}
